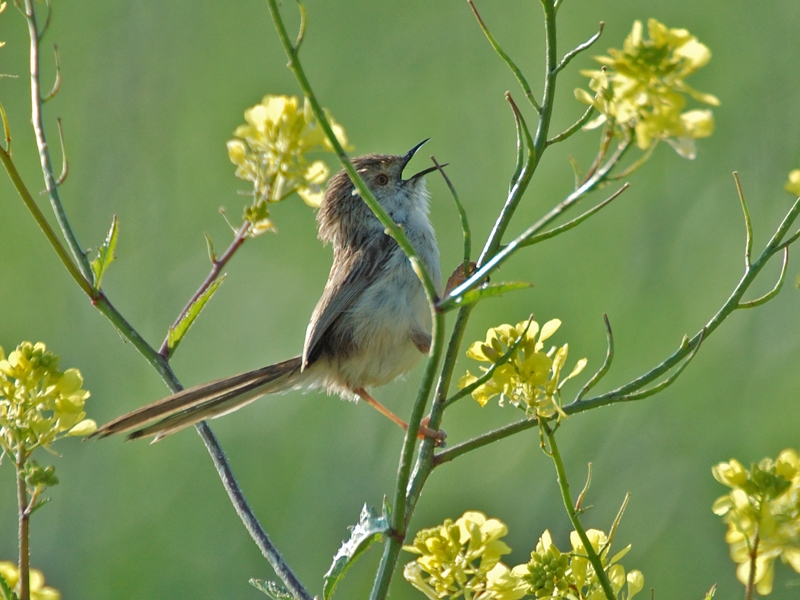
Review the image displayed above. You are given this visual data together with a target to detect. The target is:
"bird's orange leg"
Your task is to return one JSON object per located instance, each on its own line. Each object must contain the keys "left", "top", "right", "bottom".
{"left": 354, "top": 388, "right": 446, "bottom": 443}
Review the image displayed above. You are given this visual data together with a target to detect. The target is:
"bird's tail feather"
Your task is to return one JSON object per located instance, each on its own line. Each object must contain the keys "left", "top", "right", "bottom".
{"left": 92, "top": 357, "right": 303, "bottom": 441}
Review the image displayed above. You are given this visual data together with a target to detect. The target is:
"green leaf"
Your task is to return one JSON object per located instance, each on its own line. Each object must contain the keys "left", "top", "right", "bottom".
{"left": 323, "top": 502, "right": 391, "bottom": 600}
{"left": 0, "top": 571, "right": 18, "bottom": 600}
{"left": 90, "top": 214, "right": 119, "bottom": 291}
{"left": 249, "top": 580, "right": 293, "bottom": 599}
{"left": 204, "top": 233, "right": 217, "bottom": 264}
{"left": 702, "top": 584, "right": 717, "bottom": 600}
{"left": 167, "top": 275, "right": 226, "bottom": 353}
{"left": 452, "top": 281, "right": 532, "bottom": 308}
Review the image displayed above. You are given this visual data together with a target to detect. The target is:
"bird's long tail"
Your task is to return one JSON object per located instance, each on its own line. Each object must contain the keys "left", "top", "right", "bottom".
{"left": 92, "top": 357, "right": 304, "bottom": 441}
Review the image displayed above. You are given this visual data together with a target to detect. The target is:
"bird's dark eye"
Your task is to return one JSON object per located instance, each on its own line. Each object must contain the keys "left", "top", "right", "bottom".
{"left": 376, "top": 173, "right": 389, "bottom": 186}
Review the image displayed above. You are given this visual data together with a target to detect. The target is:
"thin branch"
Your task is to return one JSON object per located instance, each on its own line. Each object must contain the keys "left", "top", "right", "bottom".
{"left": 0, "top": 102, "right": 11, "bottom": 153}
{"left": 0, "top": 146, "right": 94, "bottom": 297}
{"left": 575, "top": 314, "right": 614, "bottom": 402}
{"left": 554, "top": 22, "right": 604, "bottom": 75}
{"left": 606, "top": 140, "right": 658, "bottom": 181}
{"left": 442, "top": 315, "right": 534, "bottom": 409}
{"left": 468, "top": 0, "right": 540, "bottom": 113}
{"left": 574, "top": 462, "right": 592, "bottom": 512}
{"left": 294, "top": 0, "right": 307, "bottom": 50}
{"left": 264, "top": 0, "right": 439, "bottom": 312}
{"left": 436, "top": 196, "right": 800, "bottom": 464}
{"left": 736, "top": 246, "right": 788, "bottom": 309}
{"left": 734, "top": 172, "right": 753, "bottom": 269}
{"left": 158, "top": 222, "right": 251, "bottom": 357}
{"left": 440, "top": 138, "right": 630, "bottom": 310}
{"left": 432, "top": 156, "right": 471, "bottom": 269}
{"left": 519, "top": 183, "right": 629, "bottom": 248}
{"left": 614, "top": 329, "right": 705, "bottom": 403}
{"left": 16, "top": 453, "right": 30, "bottom": 600}
{"left": 508, "top": 92, "right": 526, "bottom": 192}
{"left": 22, "top": 0, "right": 93, "bottom": 282}
{"left": 544, "top": 424, "right": 616, "bottom": 600}
{"left": 55, "top": 117, "right": 68, "bottom": 185}
{"left": 547, "top": 103, "right": 595, "bottom": 145}
{"left": 41, "top": 44, "right": 61, "bottom": 102}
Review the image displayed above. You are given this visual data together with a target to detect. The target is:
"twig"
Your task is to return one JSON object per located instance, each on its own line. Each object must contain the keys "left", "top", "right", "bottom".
{"left": 435, "top": 196, "right": 800, "bottom": 465}
{"left": 442, "top": 315, "right": 533, "bottom": 409}
{"left": 519, "top": 183, "right": 629, "bottom": 248}
{"left": 575, "top": 314, "right": 614, "bottom": 402}
{"left": 55, "top": 117, "right": 67, "bottom": 185}
{"left": 21, "top": 0, "right": 93, "bottom": 282}
{"left": 16, "top": 452, "right": 30, "bottom": 600}
{"left": 554, "top": 22, "right": 604, "bottom": 75}
{"left": 158, "top": 221, "right": 251, "bottom": 357}
{"left": 467, "top": 0, "right": 540, "bottom": 112}
{"left": 432, "top": 156, "right": 471, "bottom": 270}
{"left": 547, "top": 103, "right": 595, "bottom": 145}
{"left": 734, "top": 172, "right": 753, "bottom": 269}
{"left": 440, "top": 138, "right": 630, "bottom": 310}
{"left": 544, "top": 424, "right": 616, "bottom": 600}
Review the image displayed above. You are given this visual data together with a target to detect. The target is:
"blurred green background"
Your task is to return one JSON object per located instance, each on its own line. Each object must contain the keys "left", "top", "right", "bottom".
{"left": 1, "top": 0, "right": 799, "bottom": 598}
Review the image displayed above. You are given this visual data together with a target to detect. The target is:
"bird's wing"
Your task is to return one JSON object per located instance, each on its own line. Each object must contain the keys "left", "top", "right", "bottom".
{"left": 302, "top": 235, "right": 396, "bottom": 368}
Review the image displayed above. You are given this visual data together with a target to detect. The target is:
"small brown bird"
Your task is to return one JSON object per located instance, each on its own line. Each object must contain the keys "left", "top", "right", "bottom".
{"left": 94, "top": 141, "right": 445, "bottom": 442}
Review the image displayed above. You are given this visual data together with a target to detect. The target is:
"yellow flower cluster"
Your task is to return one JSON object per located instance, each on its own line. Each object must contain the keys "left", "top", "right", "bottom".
{"left": 712, "top": 449, "right": 800, "bottom": 595}
{"left": 458, "top": 318, "right": 586, "bottom": 419}
{"left": 576, "top": 19, "right": 719, "bottom": 159}
{"left": 402, "top": 511, "right": 529, "bottom": 600}
{"left": 785, "top": 170, "right": 800, "bottom": 197}
{"left": 227, "top": 95, "right": 347, "bottom": 234}
{"left": 526, "top": 530, "right": 643, "bottom": 600}
{"left": 403, "top": 513, "right": 644, "bottom": 600}
{"left": 0, "top": 561, "right": 60, "bottom": 600}
{"left": 0, "top": 342, "right": 96, "bottom": 454}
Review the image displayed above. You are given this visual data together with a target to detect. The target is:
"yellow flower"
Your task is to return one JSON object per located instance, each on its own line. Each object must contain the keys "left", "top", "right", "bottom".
{"left": 576, "top": 18, "right": 719, "bottom": 159}
{"left": 227, "top": 94, "right": 348, "bottom": 234}
{"left": 0, "top": 561, "right": 61, "bottom": 600}
{"left": 458, "top": 318, "right": 586, "bottom": 419}
{"left": 522, "top": 528, "right": 642, "bottom": 600}
{"left": 785, "top": 170, "right": 800, "bottom": 197}
{"left": 0, "top": 342, "right": 96, "bottom": 454}
{"left": 712, "top": 449, "right": 800, "bottom": 595}
{"left": 403, "top": 511, "right": 522, "bottom": 599}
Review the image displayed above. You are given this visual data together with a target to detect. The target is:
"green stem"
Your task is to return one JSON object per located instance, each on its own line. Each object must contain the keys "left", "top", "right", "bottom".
{"left": 3, "top": 96, "right": 312, "bottom": 600}
{"left": 544, "top": 425, "right": 616, "bottom": 600}
{"left": 158, "top": 221, "right": 252, "bottom": 358}
{"left": 22, "top": 0, "right": 93, "bottom": 282}
{"left": 745, "top": 529, "right": 760, "bottom": 600}
{"left": 435, "top": 195, "right": 800, "bottom": 465}
{"left": 265, "top": 0, "right": 439, "bottom": 308}
{"left": 441, "top": 139, "right": 629, "bottom": 310}
{"left": 16, "top": 452, "right": 30, "bottom": 600}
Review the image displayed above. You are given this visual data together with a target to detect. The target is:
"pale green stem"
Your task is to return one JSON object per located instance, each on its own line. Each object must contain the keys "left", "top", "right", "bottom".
{"left": 435, "top": 195, "right": 800, "bottom": 465}
{"left": 21, "top": 0, "right": 93, "bottom": 282}
{"left": 16, "top": 451, "right": 30, "bottom": 600}
{"left": 544, "top": 425, "right": 616, "bottom": 600}
{"left": 2, "top": 84, "right": 312, "bottom": 600}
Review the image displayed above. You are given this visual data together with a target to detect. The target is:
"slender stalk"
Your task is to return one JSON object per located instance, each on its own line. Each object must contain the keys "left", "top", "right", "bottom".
{"left": 467, "top": 0, "right": 540, "bottom": 112}
{"left": 745, "top": 529, "right": 760, "bottom": 600}
{"left": 265, "top": 0, "right": 439, "bottom": 308}
{"left": 21, "top": 0, "right": 93, "bottom": 282}
{"left": 441, "top": 139, "right": 630, "bottom": 309}
{"left": 371, "top": 309, "right": 446, "bottom": 600}
{"left": 435, "top": 196, "right": 800, "bottom": 465}
{"left": 158, "top": 222, "right": 251, "bottom": 357}
{"left": 544, "top": 425, "right": 616, "bottom": 600}
{"left": 16, "top": 452, "right": 30, "bottom": 600}
{"left": 4, "top": 80, "right": 312, "bottom": 600}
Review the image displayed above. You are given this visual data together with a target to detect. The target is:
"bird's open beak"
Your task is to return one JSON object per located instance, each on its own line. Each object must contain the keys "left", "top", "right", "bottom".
{"left": 402, "top": 139, "right": 446, "bottom": 180}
